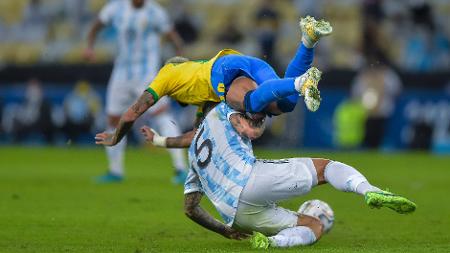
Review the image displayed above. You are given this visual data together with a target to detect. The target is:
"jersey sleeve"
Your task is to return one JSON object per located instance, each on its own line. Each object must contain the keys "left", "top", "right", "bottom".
{"left": 184, "top": 168, "right": 202, "bottom": 194}
{"left": 98, "top": 2, "right": 118, "bottom": 25}
{"left": 146, "top": 66, "right": 171, "bottom": 102}
{"left": 153, "top": 3, "right": 172, "bottom": 34}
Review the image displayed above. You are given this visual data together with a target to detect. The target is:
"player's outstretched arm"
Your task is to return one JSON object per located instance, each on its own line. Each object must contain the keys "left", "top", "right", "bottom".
{"left": 141, "top": 126, "right": 196, "bottom": 148}
{"left": 184, "top": 192, "right": 249, "bottom": 240}
{"left": 95, "top": 91, "right": 155, "bottom": 146}
{"left": 165, "top": 29, "right": 184, "bottom": 55}
{"left": 84, "top": 19, "right": 104, "bottom": 61}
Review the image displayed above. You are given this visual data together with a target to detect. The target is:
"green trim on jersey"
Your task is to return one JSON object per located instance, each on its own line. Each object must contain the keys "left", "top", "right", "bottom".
{"left": 146, "top": 87, "right": 159, "bottom": 103}
{"left": 192, "top": 59, "right": 208, "bottom": 63}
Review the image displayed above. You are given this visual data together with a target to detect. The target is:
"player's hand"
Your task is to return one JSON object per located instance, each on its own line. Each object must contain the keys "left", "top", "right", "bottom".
{"left": 141, "top": 126, "right": 167, "bottom": 147}
{"left": 222, "top": 226, "right": 250, "bottom": 240}
{"left": 140, "top": 126, "right": 155, "bottom": 142}
{"left": 95, "top": 132, "right": 116, "bottom": 146}
{"left": 83, "top": 47, "right": 95, "bottom": 62}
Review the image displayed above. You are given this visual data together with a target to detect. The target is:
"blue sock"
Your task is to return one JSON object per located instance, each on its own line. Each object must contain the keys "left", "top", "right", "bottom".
{"left": 244, "top": 78, "right": 297, "bottom": 113}
{"left": 276, "top": 43, "right": 314, "bottom": 112}
{"left": 276, "top": 94, "right": 299, "bottom": 113}
{"left": 284, "top": 43, "right": 314, "bottom": 78}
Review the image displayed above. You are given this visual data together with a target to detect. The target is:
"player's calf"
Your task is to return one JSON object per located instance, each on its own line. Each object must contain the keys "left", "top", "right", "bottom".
{"left": 311, "top": 159, "right": 416, "bottom": 214}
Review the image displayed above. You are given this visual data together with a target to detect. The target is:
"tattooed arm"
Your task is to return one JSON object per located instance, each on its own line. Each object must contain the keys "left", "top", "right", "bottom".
{"left": 141, "top": 126, "right": 196, "bottom": 148}
{"left": 184, "top": 192, "right": 248, "bottom": 240}
{"left": 95, "top": 91, "right": 155, "bottom": 146}
{"left": 166, "top": 130, "right": 196, "bottom": 148}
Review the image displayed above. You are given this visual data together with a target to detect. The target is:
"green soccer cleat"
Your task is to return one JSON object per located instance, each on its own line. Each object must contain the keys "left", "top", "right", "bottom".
{"left": 365, "top": 190, "right": 417, "bottom": 214}
{"left": 300, "top": 16, "right": 333, "bottom": 46}
{"left": 250, "top": 232, "right": 270, "bottom": 249}
{"left": 295, "top": 67, "right": 322, "bottom": 112}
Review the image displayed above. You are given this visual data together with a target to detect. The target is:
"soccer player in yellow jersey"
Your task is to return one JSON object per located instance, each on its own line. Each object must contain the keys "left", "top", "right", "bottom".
{"left": 96, "top": 16, "right": 332, "bottom": 147}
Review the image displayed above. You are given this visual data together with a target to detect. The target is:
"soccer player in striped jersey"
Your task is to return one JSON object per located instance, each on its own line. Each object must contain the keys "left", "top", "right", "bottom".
{"left": 95, "top": 16, "right": 330, "bottom": 149}
{"left": 85, "top": 0, "right": 187, "bottom": 183}
{"left": 141, "top": 101, "right": 417, "bottom": 248}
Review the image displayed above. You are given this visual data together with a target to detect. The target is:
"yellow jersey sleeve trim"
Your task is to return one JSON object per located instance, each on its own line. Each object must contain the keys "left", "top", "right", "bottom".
{"left": 146, "top": 87, "right": 160, "bottom": 103}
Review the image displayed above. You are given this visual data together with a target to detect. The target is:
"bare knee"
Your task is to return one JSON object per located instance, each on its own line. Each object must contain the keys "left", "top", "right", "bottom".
{"left": 312, "top": 158, "right": 331, "bottom": 185}
{"left": 108, "top": 115, "right": 121, "bottom": 128}
{"left": 297, "top": 214, "right": 323, "bottom": 240}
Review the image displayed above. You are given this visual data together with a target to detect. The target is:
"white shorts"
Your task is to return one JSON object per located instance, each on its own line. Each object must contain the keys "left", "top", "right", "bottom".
{"left": 105, "top": 78, "right": 169, "bottom": 116}
{"left": 233, "top": 158, "right": 317, "bottom": 236}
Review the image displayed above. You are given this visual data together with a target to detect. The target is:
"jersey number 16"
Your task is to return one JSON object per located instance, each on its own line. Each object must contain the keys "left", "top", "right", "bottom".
{"left": 194, "top": 126, "right": 212, "bottom": 169}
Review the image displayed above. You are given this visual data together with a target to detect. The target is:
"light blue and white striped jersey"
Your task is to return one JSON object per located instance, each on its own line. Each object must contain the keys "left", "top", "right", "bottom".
{"left": 99, "top": 0, "right": 171, "bottom": 83}
{"left": 184, "top": 103, "right": 256, "bottom": 226}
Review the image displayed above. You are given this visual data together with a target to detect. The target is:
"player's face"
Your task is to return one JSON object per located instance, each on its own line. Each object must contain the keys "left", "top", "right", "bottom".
{"left": 131, "top": 0, "right": 145, "bottom": 8}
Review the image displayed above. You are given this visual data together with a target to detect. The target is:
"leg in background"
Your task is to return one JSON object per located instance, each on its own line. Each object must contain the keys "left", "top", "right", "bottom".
{"left": 153, "top": 112, "right": 188, "bottom": 184}
{"left": 97, "top": 115, "right": 126, "bottom": 183}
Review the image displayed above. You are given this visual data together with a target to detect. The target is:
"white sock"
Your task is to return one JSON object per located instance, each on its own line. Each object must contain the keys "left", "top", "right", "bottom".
{"left": 294, "top": 75, "right": 307, "bottom": 93}
{"left": 301, "top": 38, "right": 316, "bottom": 48}
{"left": 105, "top": 133, "right": 127, "bottom": 176}
{"left": 269, "top": 226, "right": 317, "bottom": 247}
{"left": 324, "top": 161, "right": 381, "bottom": 195}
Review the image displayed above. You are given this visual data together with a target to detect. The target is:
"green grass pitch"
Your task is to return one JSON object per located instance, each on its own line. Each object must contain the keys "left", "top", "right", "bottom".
{"left": 0, "top": 147, "right": 449, "bottom": 253}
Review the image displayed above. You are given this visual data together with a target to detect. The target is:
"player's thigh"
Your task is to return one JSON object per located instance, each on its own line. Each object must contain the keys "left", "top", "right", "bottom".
{"left": 153, "top": 113, "right": 182, "bottom": 137}
{"left": 240, "top": 158, "right": 316, "bottom": 205}
{"left": 233, "top": 201, "right": 298, "bottom": 236}
{"left": 248, "top": 57, "right": 280, "bottom": 84}
{"left": 106, "top": 80, "right": 136, "bottom": 116}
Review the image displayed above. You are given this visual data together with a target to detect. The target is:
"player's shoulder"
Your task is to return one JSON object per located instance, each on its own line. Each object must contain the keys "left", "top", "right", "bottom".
{"left": 209, "top": 102, "right": 236, "bottom": 122}
{"left": 218, "top": 102, "right": 233, "bottom": 113}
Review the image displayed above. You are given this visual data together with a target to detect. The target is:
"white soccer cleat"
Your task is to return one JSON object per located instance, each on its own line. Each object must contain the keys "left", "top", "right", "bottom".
{"left": 294, "top": 67, "right": 322, "bottom": 112}
{"left": 300, "top": 16, "right": 333, "bottom": 47}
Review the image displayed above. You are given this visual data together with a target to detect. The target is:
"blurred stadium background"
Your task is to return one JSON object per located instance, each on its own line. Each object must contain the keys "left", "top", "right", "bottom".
{"left": 0, "top": 0, "right": 449, "bottom": 252}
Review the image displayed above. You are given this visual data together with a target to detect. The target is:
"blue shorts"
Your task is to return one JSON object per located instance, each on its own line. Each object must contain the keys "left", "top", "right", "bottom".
{"left": 210, "top": 55, "right": 279, "bottom": 100}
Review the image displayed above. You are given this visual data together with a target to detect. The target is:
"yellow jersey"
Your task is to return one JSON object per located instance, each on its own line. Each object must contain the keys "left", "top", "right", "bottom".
{"left": 146, "top": 49, "right": 241, "bottom": 109}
